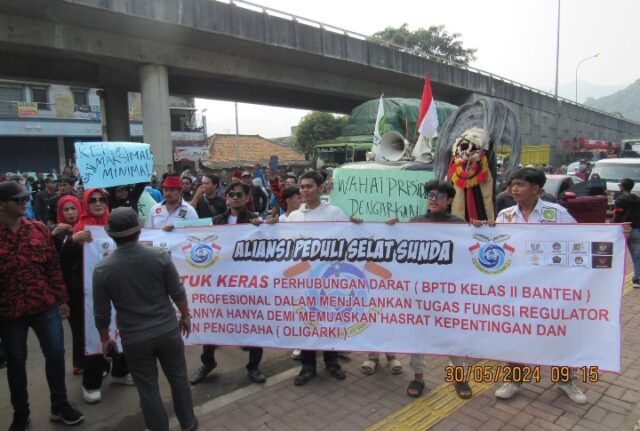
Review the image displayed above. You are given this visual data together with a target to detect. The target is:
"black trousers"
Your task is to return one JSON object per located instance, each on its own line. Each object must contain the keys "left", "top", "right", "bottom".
{"left": 67, "top": 288, "right": 84, "bottom": 368}
{"left": 124, "top": 328, "right": 195, "bottom": 431}
{"left": 300, "top": 350, "right": 339, "bottom": 372}
{"left": 201, "top": 345, "right": 262, "bottom": 371}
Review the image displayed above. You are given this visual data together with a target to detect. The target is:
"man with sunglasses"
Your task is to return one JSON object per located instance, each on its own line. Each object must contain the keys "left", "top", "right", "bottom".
{"left": 399, "top": 180, "right": 472, "bottom": 399}
{"left": 190, "top": 180, "right": 266, "bottom": 386}
{"left": 0, "top": 182, "right": 84, "bottom": 430}
{"left": 146, "top": 175, "right": 198, "bottom": 231}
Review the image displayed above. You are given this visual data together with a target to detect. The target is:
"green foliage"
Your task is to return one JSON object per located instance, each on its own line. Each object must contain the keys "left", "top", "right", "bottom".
{"left": 371, "top": 23, "right": 477, "bottom": 65}
{"left": 585, "top": 79, "right": 640, "bottom": 122}
{"left": 295, "top": 112, "right": 347, "bottom": 159}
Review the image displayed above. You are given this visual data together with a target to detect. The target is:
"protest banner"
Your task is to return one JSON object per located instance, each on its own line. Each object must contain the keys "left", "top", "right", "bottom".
{"left": 74, "top": 141, "right": 154, "bottom": 189}
{"left": 330, "top": 167, "right": 434, "bottom": 221}
{"left": 83, "top": 222, "right": 624, "bottom": 371}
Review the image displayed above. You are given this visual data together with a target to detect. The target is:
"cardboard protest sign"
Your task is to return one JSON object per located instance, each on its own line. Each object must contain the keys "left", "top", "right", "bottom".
{"left": 74, "top": 141, "right": 154, "bottom": 189}
{"left": 331, "top": 167, "right": 434, "bottom": 221}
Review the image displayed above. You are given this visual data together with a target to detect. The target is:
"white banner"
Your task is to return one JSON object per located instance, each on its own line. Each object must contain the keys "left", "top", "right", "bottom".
{"left": 83, "top": 222, "right": 625, "bottom": 371}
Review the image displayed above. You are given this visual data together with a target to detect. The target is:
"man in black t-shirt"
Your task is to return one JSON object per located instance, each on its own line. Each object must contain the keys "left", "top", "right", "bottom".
{"left": 614, "top": 178, "right": 640, "bottom": 286}
{"left": 190, "top": 173, "right": 226, "bottom": 218}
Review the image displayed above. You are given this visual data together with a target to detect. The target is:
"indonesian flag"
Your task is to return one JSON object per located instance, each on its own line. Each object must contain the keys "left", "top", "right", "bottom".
{"left": 372, "top": 94, "right": 384, "bottom": 159}
{"left": 412, "top": 76, "right": 438, "bottom": 160}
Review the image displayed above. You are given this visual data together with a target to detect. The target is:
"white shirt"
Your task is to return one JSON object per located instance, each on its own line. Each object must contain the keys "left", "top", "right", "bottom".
{"left": 286, "top": 201, "right": 348, "bottom": 222}
{"left": 496, "top": 198, "right": 576, "bottom": 224}
{"left": 145, "top": 199, "right": 199, "bottom": 229}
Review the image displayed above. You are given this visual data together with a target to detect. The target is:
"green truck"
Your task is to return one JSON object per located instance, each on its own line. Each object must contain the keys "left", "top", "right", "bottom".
{"left": 311, "top": 98, "right": 458, "bottom": 169}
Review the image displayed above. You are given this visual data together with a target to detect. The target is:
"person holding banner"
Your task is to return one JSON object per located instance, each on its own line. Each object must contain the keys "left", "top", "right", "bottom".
{"left": 378, "top": 180, "right": 472, "bottom": 399}
{"left": 47, "top": 176, "right": 74, "bottom": 225}
{"left": 487, "top": 167, "right": 588, "bottom": 404}
{"left": 146, "top": 175, "right": 198, "bottom": 231}
{"left": 0, "top": 182, "right": 85, "bottom": 429}
{"left": 190, "top": 180, "right": 266, "bottom": 386}
{"left": 52, "top": 195, "right": 85, "bottom": 375}
{"left": 288, "top": 171, "right": 350, "bottom": 385}
{"left": 62, "top": 188, "right": 134, "bottom": 404}
{"left": 93, "top": 208, "right": 198, "bottom": 431}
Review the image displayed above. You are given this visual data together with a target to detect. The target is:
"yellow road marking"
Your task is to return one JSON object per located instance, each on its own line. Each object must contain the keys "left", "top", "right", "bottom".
{"left": 366, "top": 271, "right": 635, "bottom": 431}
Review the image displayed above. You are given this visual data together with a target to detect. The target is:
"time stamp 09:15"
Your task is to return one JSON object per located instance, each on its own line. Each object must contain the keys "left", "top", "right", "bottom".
{"left": 444, "top": 365, "right": 599, "bottom": 384}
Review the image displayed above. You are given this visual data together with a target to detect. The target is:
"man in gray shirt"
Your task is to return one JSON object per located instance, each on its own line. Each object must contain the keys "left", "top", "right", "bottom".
{"left": 93, "top": 208, "right": 198, "bottom": 431}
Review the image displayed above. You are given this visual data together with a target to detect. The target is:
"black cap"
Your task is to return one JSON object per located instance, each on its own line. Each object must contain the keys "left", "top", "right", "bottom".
{"left": 104, "top": 207, "right": 143, "bottom": 238}
{"left": 0, "top": 182, "right": 30, "bottom": 201}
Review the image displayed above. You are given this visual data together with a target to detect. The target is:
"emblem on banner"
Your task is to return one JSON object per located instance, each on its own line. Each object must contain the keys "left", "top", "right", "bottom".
{"left": 283, "top": 261, "right": 386, "bottom": 337}
{"left": 468, "top": 233, "right": 515, "bottom": 274}
{"left": 181, "top": 234, "right": 221, "bottom": 269}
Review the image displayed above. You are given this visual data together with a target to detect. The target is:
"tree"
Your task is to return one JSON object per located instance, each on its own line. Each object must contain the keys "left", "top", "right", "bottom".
{"left": 295, "top": 112, "right": 347, "bottom": 159}
{"left": 371, "top": 24, "right": 477, "bottom": 65}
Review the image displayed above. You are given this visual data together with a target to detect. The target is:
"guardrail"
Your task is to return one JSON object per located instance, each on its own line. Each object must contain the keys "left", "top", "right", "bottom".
{"left": 222, "top": 0, "right": 637, "bottom": 125}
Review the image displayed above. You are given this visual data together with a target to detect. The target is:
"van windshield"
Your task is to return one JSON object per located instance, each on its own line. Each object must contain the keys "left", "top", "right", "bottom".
{"left": 591, "top": 164, "right": 640, "bottom": 182}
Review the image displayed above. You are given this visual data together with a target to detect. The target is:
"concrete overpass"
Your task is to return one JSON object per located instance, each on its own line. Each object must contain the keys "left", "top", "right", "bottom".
{"left": 1, "top": 0, "right": 639, "bottom": 169}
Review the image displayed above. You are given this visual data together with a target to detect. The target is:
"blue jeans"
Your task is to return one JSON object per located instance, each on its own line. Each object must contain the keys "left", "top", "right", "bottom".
{"left": 0, "top": 306, "right": 67, "bottom": 413}
{"left": 630, "top": 228, "right": 640, "bottom": 282}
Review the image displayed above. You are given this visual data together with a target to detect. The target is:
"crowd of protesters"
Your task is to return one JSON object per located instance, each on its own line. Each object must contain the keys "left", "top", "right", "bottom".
{"left": 0, "top": 162, "right": 638, "bottom": 431}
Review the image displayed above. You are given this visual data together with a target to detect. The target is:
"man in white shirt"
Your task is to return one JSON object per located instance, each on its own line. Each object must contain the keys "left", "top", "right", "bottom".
{"left": 145, "top": 175, "right": 198, "bottom": 231}
{"left": 287, "top": 171, "right": 349, "bottom": 385}
{"left": 491, "top": 168, "right": 587, "bottom": 404}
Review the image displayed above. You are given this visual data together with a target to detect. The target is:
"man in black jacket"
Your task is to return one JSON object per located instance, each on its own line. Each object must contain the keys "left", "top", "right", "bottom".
{"left": 614, "top": 178, "right": 640, "bottom": 286}
{"left": 190, "top": 181, "right": 266, "bottom": 385}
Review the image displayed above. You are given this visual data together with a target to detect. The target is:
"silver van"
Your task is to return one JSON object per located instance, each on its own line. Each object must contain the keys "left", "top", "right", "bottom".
{"left": 589, "top": 158, "right": 640, "bottom": 208}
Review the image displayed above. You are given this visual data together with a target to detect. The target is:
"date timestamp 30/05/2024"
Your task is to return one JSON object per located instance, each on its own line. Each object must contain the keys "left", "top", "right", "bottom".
{"left": 444, "top": 365, "right": 600, "bottom": 384}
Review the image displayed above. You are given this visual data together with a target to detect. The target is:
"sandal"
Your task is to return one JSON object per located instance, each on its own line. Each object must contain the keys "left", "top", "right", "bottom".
{"left": 388, "top": 358, "right": 403, "bottom": 375}
{"left": 407, "top": 379, "right": 425, "bottom": 398}
{"left": 360, "top": 359, "right": 379, "bottom": 375}
{"left": 453, "top": 381, "right": 473, "bottom": 399}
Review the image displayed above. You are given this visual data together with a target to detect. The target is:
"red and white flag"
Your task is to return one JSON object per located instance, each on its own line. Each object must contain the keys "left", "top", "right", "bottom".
{"left": 412, "top": 76, "right": 438, "bottom": 161}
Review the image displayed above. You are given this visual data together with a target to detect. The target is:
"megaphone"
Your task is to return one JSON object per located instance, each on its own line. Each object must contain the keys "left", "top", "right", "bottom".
{"left": 380, "top": 131, "right": 409, "bottom": 161}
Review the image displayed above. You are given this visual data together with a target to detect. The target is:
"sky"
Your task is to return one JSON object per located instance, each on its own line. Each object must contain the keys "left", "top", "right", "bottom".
{"left": 196, "top": 0, "right": 640, "bottom": 138}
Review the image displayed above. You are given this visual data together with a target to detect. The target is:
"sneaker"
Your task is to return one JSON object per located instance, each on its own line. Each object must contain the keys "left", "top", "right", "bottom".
{"left": 190, "top": 363, "right": 216, "bottom": 385}
{"left": 111, "top": 374, "right": 135, "bottom": 386}
{"left": 248, "top": 368, "right": 267, "bottom": 384}
{"left": 495, "top": 382, "right": 521, "bottom": 399}
{"left": 558, "top": 381, "right": 588, "bottom": 404}
{"left": 294, "top": 369, "right": 316, "bottom": 386}
{"left": 291, "top": 349, "right": 301, "bottom": 360}
{"left": 82, "top": 386, "right": 102, "bottom": 404}
{"left": 50, "top": 401, "right": 84, "bottom": 425}
{"left": 9, "top": 411, "right": 30, "bottom": 431}
{"left": 326, "top": 364, "right": 346, "bottom": 380}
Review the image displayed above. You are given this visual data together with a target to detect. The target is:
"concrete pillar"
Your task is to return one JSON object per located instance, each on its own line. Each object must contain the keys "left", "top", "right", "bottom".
{"left": 57, "top": 136, "right": 65, "bottom": 173}
{"left": 139, "top": 64, "right": 172, "bottom": 174}
{"left": 102, "top": 87, "right": 130, "bottom": 141}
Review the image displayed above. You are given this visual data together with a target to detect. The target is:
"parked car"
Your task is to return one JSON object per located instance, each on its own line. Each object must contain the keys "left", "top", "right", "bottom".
{"left": 589, "top": 158, "right": 640, "bottom": 210}
{"left": 544, "top": 174, "right": 607, "bottom": 222}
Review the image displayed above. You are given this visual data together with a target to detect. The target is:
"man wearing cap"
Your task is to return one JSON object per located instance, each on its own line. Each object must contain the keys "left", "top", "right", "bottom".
{"left": 146, "top": 175, "right": 198, "bottom": 231}
{"left": 0, "top": 182, "right": 84, "bottom": 430}
{"left": 93, "top": 207, "right": 198, "bottom": 431}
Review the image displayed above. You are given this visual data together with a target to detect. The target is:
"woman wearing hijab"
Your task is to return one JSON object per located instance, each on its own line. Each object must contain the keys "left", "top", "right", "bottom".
{"left": 61, "top": 188, "right": 133, "bottom": 404}
{"left": 53, "top": 195, "right": 84, "bottom": 374}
